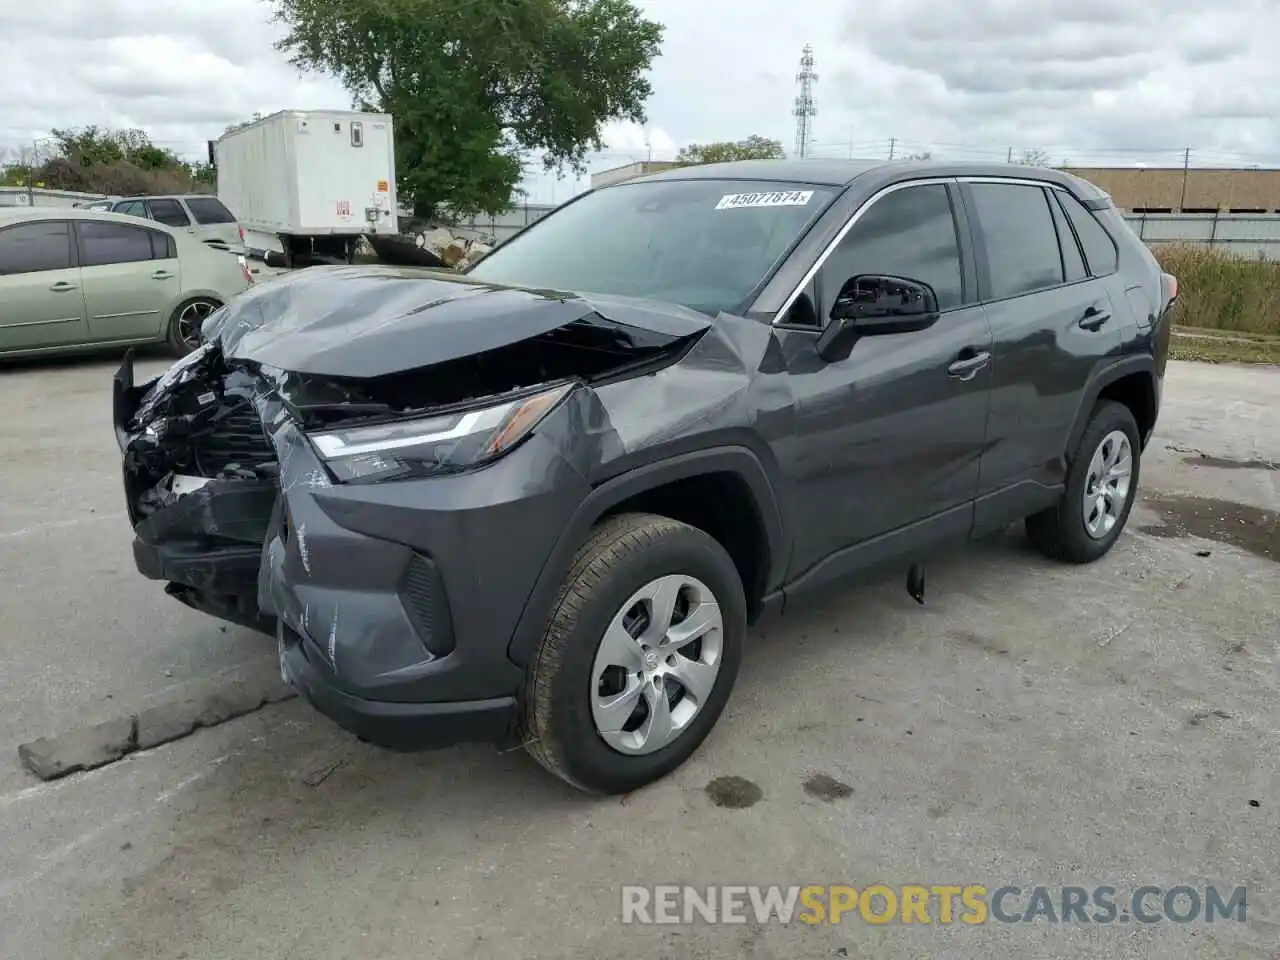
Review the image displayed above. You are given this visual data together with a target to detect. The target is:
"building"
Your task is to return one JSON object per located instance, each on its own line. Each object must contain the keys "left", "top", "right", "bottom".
{"left": 587, "top": 160, "right": 1280, "bottom": 214}
{"left": 1062, "top": 167, "right": 1280, "bottom": 213}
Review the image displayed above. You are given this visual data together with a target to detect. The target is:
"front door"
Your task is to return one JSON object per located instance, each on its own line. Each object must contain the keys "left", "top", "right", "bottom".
{"left": 769, "top": 181, "right": 993, "bottom": 587}
{"left": 0, "top": 219, "right": 88, "bottom": 353}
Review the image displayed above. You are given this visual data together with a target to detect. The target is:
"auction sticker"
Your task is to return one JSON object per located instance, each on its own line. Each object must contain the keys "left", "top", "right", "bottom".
{"left": 715, "top": 190, "right": 813, "bottom": 210}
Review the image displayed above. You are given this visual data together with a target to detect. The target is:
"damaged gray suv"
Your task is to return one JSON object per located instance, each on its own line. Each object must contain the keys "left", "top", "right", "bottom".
{"left": 114, "top": 160, "right": 1176, "bottom": 794}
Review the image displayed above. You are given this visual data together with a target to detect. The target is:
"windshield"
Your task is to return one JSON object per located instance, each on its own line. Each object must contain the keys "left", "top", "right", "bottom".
{"left": 468, "top": 178, "right": 836, "bottom": 314}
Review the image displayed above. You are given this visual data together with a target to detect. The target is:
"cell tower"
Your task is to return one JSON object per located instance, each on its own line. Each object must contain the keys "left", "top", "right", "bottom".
{"left": 793, "top": 44, "right": 818, "bottom": 159}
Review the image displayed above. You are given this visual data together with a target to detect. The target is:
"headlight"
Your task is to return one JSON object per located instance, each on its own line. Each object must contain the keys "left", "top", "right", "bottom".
{"left": 307, "top": 382, "right": 573, "bottom": 483}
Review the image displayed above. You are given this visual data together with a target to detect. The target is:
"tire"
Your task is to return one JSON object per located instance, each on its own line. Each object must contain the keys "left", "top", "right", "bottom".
{"left": 165, "top": 297, "right": 222, "bottom": 357}
{"left": 1026, "top": 400, "right": 1141, "bottom": 563}
{"left": 522, "top": 513, "right": 746, "bottom": 794}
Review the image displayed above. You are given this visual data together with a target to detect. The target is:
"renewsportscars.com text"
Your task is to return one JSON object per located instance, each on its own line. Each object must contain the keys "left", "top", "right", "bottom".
{"left": 621, "top": 884, "right": 1248, "bottom": 925}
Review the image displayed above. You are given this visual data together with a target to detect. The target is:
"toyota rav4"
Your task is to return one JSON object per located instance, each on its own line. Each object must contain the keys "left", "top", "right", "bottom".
{"left": 113, "top": 160, "right": 1176, "bottom": 794}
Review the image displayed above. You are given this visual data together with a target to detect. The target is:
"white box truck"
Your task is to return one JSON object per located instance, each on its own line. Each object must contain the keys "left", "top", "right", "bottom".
{"left": 214, "top": 109, "right": 398, "bottom": 267}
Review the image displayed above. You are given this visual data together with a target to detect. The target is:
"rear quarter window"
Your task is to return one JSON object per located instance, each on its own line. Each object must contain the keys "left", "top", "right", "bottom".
{"left": 1058, "top": 191, "right": 1119, "bottom": 276}
{"left": 184, "top": 197, "right": 237, "bottom": 224}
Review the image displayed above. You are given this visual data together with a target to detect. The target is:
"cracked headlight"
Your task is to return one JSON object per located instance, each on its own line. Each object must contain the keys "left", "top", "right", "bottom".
{"left": 307, "top": 382, "right": 573, "bottom": 483}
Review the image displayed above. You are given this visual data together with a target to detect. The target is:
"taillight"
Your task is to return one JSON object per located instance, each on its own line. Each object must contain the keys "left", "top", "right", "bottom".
{"left": 1162, "top": 272, "right": 1178, "bottom": 304}
{"left": 238, "top": 255, "right": 254, "bottom": 285}
{"left": 238, "top": 224, "right": 245, "bottom": 242}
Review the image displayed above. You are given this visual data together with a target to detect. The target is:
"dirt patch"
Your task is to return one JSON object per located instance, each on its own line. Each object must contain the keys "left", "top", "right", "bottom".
{"left": 802, "top": 773, "right": 853, "bottom": 802}
{"left": 705, "top": 776, "right": 763, "bottom": 809}
{"left": 1139, "top": 493, "right": 1278, "bottom": 562}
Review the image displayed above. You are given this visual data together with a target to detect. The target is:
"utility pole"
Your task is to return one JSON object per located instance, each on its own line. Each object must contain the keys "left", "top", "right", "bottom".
{"left": 1179, "top": 147, "right": 1191, "bottom": 212}
{"left": 1007, "top": 146, "right": 1013, "bottom": 163}
{"left": 24, "top": 140, "right": 37, "bottom": 207}
{"left": 888, "top": 137, "right": 896, "bottom": 160}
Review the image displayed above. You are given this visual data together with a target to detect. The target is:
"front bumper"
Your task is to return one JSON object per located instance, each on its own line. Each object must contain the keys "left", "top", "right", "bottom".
{"left": 113, "top": 350, "right": 592, "bottom": 750}
{"left": 278, "top": 621, "right": 517, "bottom": 750}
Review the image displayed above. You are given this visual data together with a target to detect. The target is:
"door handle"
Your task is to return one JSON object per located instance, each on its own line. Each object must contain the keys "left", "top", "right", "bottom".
{"left": 151, "top": 271, "right": 174, "bottom": 280}
{"left": 1079, "top": 306, "right": 1111, "bottom": 331}
{"left": 947, "top": 351, "right": 991, "bottom": 381}
{"left": 49, "top": 280, "right": 78, "bottom": 292}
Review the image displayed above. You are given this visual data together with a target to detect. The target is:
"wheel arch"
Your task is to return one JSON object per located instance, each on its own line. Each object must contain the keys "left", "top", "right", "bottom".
{"left": 1066, "top": 355, "right": 1157, "bottom": 458}
{"left": 506, "top": 446, "right": 787, "bottom": 668}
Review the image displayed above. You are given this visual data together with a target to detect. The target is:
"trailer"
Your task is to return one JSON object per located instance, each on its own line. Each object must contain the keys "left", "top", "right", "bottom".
{"left": 214, "top": 109, "right": 398, "bottom": 267}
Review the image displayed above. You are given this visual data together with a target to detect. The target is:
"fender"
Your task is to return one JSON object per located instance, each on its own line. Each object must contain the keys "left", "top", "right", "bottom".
{"left": 505, "top": 445, "right": 787, "bottom": 667}
{"left": 1066, "top": 353, "right": 1158, "bottom": 456}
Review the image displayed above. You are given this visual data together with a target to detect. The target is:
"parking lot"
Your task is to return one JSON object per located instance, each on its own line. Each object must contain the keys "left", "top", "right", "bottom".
{"left": 0, "top": 354, "right": 1276, "bottom": 959}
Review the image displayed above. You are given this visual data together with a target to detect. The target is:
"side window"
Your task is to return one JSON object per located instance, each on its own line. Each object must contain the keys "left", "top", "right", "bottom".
{"left": 115, "top": 201, "right": 145, "bottom": 218}
{"left": 147, "top": 198, "right": 191, "bottom": 228}
{"left": 78, "top": 221, "right": 159, "bottom": 266}
{"left": 184, "top": 197, "right": 237, "bottom": 224}
{"left": 820, "top": 183, "right": 964, "bottom": 314}
{"left": 1047, "top": 190, "right": 1087, "bottom": 282}
{"left": 1057, "top": 191, "right": 1119, "bottom": 276}
{"left": 0, "top": 221, "right": 74, "bottom": 275}
{"left": 968, "top": 183, "right": 1064, "bottom": 299}
{"left": 150, "top": 230, "right": 177, "bottom": 259}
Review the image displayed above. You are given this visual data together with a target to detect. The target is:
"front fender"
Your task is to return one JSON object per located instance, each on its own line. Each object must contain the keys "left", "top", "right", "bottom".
{"left": 505, "top": 445, "right": 787, "bottom": 668}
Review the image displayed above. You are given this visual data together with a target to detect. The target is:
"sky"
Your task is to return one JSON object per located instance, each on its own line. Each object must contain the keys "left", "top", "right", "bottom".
{"left": 2, "top": 0, "right": 1278, "bottom": 203}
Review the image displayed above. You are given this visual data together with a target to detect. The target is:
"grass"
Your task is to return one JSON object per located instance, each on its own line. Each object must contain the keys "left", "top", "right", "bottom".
{"left": 1153, "top": 244, "right": 1280, "bottom": 337}
{"left": 1169, "top": 328, "right": 1280, "bottom": 365}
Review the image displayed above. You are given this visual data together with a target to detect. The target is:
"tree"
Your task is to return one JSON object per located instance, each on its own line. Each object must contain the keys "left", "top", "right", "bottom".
{"left": 20, "top": 127, "right": 206, "bottom": 196}
{"left": 1018, "top": 148, "right": 1050, "bottom": 166}
{"left": 904, "top": 150, "right": 932, "bottom": 160}
{"left": 271, "top": 0, "right": 665, "bottom": 219}
{"left": 675, "top": 135, "right": 786, "bottom": 165}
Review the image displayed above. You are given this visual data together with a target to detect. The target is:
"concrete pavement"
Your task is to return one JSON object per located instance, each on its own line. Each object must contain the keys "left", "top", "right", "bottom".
{"left": 0, "top": 357, "right": 1275, "bottom": 959}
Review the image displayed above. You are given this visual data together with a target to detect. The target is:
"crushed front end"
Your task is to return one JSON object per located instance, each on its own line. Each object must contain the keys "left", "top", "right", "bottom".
{"left": 110, "top": 284, "right": 714, "bottom": 752}
{"left": 115, "top": 343, "right": 281, "bottom": 633}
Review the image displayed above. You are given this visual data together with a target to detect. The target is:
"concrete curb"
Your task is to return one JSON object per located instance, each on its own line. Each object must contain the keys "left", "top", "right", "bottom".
{"left": 17, "top": 672, "right": 297, "bottom": 781}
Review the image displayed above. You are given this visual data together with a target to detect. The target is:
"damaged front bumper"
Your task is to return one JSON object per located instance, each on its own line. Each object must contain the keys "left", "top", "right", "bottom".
{"left": 113, "top": 347, "right": 590, "bottom": 751}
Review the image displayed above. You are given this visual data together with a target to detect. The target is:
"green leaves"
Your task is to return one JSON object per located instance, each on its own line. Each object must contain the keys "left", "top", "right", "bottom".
{"left": 272, "top": 0, "right": 664, "bottom": 217}
{"left": 676, "top": 136, "right": 787, "bottom": 166}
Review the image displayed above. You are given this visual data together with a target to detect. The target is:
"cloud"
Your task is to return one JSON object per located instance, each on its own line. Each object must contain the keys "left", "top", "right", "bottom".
{"left": 2, "top": 0, "right": 1276, "bottom": 204}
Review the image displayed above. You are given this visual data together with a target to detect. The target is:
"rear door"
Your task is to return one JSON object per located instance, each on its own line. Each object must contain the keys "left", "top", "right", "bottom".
{"left": 181, "top": 196, "right": 245, "bottom": 253}
{"left": 74, "top": 219, "right": 180, "bottom": 342}
{"left": 959, "top": 179, "right": 1122, "bottom": 529}
{"left": 0, "top": 219, "right": 88, "bottom": 352}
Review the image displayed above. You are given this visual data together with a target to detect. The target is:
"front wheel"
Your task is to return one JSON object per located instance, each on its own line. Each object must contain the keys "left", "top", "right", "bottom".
{"left": 1027, "top": 400, "right": 1141, "bottom": 563}
{"left": 522, "top": 513, "right": 746, "bottom": 794}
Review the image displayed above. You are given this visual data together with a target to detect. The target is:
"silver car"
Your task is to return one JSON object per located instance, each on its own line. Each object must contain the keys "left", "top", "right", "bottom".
{"left": 106, "top": 194, "right": 247, "bottom": 256}
{"left": 0, "top": 207, "right": 254, "bottom": 359}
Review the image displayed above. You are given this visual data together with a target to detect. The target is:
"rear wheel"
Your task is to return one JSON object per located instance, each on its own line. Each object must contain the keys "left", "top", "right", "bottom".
{"left": 1027, "top": 400, "right": 1141, "bottom": 563}
{"left": 165, "top": 297, "right": 221, "bottom": 356}
{"left": 522, "top": 513, "right": 746, "bottom": 794}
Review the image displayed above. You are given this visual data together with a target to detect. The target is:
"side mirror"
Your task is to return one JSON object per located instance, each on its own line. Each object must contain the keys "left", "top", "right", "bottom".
{"left": 816, "top": 274, "right": 941, "bottom": 363}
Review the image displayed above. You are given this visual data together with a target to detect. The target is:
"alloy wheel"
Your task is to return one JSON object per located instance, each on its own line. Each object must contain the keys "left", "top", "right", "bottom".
{"left": 1082, "top": 429, "right": 1133, "bottom": 539}
{"left": 590, "top": 574, "right": 724, "bottom": 756}
{"left": 176, "top": 299, "right": 220, "bottom": 350}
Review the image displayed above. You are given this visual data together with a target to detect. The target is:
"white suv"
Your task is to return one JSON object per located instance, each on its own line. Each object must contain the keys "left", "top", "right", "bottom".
{"left": 108, "top": 195, "right": 246, "bottom": 255}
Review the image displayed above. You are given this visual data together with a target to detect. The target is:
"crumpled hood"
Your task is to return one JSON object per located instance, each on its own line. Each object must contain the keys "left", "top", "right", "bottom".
{"left": 207, "top": 264, "right": 714, "bottom": 379}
